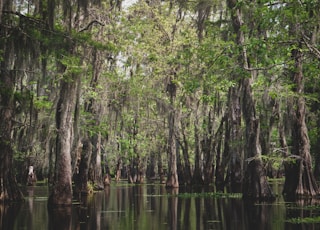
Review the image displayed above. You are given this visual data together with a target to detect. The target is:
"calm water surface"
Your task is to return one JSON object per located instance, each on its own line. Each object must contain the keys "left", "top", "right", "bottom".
{"left": 1, "top": 182, "right": 320, "bottom": 230}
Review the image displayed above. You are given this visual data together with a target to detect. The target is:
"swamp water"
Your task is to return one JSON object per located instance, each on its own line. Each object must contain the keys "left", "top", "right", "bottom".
{"left": 1, "top": 182, "right": 320, "bottom": 230}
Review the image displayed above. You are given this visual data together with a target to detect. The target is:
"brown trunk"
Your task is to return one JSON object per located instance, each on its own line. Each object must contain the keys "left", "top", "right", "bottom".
{"left": 89, "top": 133, "right": 104, "bottom": 190}
{"left": 215, "top": 115, "right": 227, "bottom": 191}
{"left": 227, "top": 0, "right": 273, "bottom": 200}
{"left": 158, "top": 148, "right": 166, "bottom": 184}
{"left": 48, "top": 77, "right": 77, "bottom": 206}
{"left": 115, "top": 158, "right": 122, "bottom": 182}
{"left": 241, "top": 66, "right": 274, "bottom": 200}
{"left": 226, "top": 87, "right": 243, "bottom": 192}
{"left": 0, "top": 30, "right": 23, "bottom": 202}
{"left": 179, "top": 121, "right": 192, "bottom": 185}
{"left": 192, "top": 122, "right": 204, "bottom": 185}
{"left": 166, "top": 78, "right": 179, "bottom": 188}
{"left": 86, "top": 48, "right": 104, "bottom": 190}
{"left": 74, "top": 139, "right": 92, "bottom": 195}
{"left": 283, "top": 43, "right": 319, "bottom": 197}
{"left": 203, "top": 110, "right": 215, "bottom": 185}
{"left": 314, "top": 117, "right": 320, "bottom": 179}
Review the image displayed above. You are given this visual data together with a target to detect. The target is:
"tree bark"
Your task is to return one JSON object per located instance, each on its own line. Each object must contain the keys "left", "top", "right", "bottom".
{"left": 0, "top": 18, "right": 24, "bottom": 202}
{"left": 227, "top": 0, "right": 274, "bottom": 200}
{"left": 283, "top": 42, "right": 319, "bottom": 197}
{"left": 74, "top": 139, "right": 92, "bottom": 195}
{"left": 225, "top": 86, "right": 243, "bottom": 192}
{"left": 48, "top": 77, "right": 77, "bottom": 206}
{"left": 89, "top": 133, "right": 104, "bottom": 189}
{"left": 166, "top": 78, "right": 179, "bottom": 188}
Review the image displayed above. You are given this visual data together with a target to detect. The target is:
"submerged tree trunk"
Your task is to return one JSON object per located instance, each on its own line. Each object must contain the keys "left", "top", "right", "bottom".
{"left": 283, "top": 42, "right": 319, "bottom": 198}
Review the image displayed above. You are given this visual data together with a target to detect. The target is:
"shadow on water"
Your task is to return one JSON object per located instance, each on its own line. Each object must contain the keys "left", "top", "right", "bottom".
{"left": 3, "top": 182, "right": 320, "bottom": 230}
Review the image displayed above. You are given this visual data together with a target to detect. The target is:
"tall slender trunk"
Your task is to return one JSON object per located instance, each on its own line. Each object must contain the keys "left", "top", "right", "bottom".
{"left": 192, "top": 119, "right": 204, "bottom": 185}
{"left": 166, "top": 78, "right": 179, "bottom": 188}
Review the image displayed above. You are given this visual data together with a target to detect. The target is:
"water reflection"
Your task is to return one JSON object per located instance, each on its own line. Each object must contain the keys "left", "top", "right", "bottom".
{"left": 0, "top": 202, "right": 21, "bottom": 230}
{"left": 4, "top": 183, "right": 320, "bottom": 230}
{"left": 48, "top": 206, "right": 72, "bottom": 230}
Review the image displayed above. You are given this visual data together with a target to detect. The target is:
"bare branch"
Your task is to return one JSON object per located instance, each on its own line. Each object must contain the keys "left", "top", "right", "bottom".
{"left": 302, "top": 34, "right": 320, "bottom": 60}
{"left": 79, "top": 20, "right": 105, "bottom": 32}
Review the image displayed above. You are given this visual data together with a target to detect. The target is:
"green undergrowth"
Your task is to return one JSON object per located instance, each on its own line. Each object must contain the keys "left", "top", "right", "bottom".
{"left": 173, "top": 192, "right": 242, "bottom": 199}
{"left": 144, "top": 191, "right": 242, "bottom": 198}
{"left": 286, "top": 216, "right": 320, "bottom": 224}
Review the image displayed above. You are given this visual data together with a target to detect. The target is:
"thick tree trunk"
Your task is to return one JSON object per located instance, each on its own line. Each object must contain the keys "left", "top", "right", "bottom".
{"left": 227, "top": 0, "right": 273, "bottom": 200}
{"left": 74, "top": 139, "right": 92, "bottom": 195}
{"left": 48, "top": 78, "right": 77, "bottom": 206}
{"left": 86, "top": 48, "right": 104, "bottom": 190}
{"left": 283, "top": 43, "right": 319, "bottom": 197}
{"left": 0, "top": 32, "right": 23, "bottom": 202}
{"left": 314, "top": 116, "right": 320, "bottom": 179}
{"left": 226, "top": 87, "right": 243, "bottom": 192}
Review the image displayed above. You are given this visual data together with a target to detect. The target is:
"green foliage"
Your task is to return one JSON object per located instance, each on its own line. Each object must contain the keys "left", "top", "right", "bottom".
{"left": 286, "top": 216, "right": 320, "bottom": 224}
{"left": 172, "top": 192, "right": 242, "bottom": 199}
{"left": 33, "top": 96, "right": 53, "bottom": 110}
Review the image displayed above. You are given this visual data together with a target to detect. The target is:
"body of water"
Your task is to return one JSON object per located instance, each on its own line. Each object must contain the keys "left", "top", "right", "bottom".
{"left": 1, "top": 182, "right": 320, "bottom": 230}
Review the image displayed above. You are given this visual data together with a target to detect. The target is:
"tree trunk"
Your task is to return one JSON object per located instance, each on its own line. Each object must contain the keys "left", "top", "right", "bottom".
{"left": 166, "top": 78, "right": 179, "bottom": 188}
{"left": 74, "top": 139, "right": 92, "bottom": 195}
{"left": 179, "top": 119, "right": 192, "bottom": 185}
{"left": 215, "top": 115, "right": 227, "bottom": 191}
{"left": 313, "top": 115, "right": 320, "bottom": 179}
{"left": 192, "top": 122, "right": 204, "bottom": 185}
{"left": 48, "top": 77, "right": 77, "bottom": 206}
{"left": 203, "top": 110, "right": 215, "bottom": 185}
{"left": 225, "top": 86, "right": 243, "bottom": 192}
{"left": 283, "top": 42, "right": 319, "bottom": 197}
{"left": 89, "top": 133, "right": 104, "bottom": 190}
{"left": 0, "top": 24, "right": 23, "bottom": 202}
{"left": 227, "top": 0, "right": 274, "bottom": 200}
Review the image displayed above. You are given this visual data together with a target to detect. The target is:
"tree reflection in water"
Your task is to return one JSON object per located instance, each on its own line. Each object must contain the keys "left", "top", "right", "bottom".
{"left": 0, "top": 203, "right": 21, "bottom": 230}
{"left": 6, "top": 183, "right": 320, "bottom": 230}
{"left": 48, "top": 206, "right": 72, "bottom": 230}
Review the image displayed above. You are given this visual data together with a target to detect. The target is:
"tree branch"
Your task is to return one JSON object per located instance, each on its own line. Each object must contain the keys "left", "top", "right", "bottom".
{"left": 302, "top": 34, "right": 320, "bottom": 60}
{"left": 79, "top": 20, "right": 105, "bottom": 32}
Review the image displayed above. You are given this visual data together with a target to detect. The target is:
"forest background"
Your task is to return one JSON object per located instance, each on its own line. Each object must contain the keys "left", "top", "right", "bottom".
{"left": 1, "top": 0, "right": 320, "bottom": 204}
